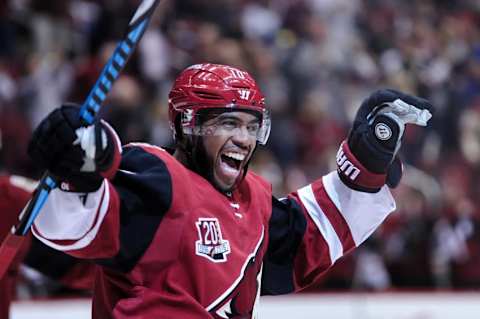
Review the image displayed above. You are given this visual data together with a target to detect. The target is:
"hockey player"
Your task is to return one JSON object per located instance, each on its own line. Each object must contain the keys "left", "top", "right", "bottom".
{"left": 0, "top": 128, "right": 92, "bottom": 318}
{"left": 0, "top": 121, "right": 35, "bottom": 318}
{"left": 0, "top": 175, "right": 34, "bottom": 319}
{"left": 27, "top": 63, "right": 433, "bottom": 318}
{"left": 0, "top": 173, "right": 95, "bottom": 318}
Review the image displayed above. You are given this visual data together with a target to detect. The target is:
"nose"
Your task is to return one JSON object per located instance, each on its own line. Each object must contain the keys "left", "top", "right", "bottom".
{"left": 231, "top": 126, "right": 252, "bottom": 147}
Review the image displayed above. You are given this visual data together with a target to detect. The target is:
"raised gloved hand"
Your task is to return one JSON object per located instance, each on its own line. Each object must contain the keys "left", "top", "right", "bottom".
{"left": 28, "top": 104, "right": 122, "bottom": 192}
{"left": 337, "top": 89, "right": 433, "bottom": 192}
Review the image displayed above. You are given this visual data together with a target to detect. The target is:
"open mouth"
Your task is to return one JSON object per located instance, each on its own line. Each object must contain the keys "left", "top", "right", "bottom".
{"left": 221, "top": 152, "right": 244, "bottom": 170}
{"left": 217, "top": 151, "right": 246, "bottom": 184}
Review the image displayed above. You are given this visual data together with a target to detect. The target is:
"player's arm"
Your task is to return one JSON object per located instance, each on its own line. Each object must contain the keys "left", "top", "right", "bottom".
{"left": 0, "top": 175, "right": 37, "bottom": 236}
{"left": 262, "top": 89, "right": 433, "bottom": 295}
{"left": 27, "top": 105, "right": 172, "bottom": 271}
{"left": 0, "top": 175, "right": 37, "bottom": 271}
{"left": 0, "top": 175, "right": 36, "bottom": 319}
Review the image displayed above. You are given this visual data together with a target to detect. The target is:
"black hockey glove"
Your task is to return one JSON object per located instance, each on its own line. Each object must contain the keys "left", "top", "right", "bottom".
{"left": 28, "top": 104, "right": 121, "bottom": 192}
{"left": 337, "top": 89, "right": 433, "bottom": 192}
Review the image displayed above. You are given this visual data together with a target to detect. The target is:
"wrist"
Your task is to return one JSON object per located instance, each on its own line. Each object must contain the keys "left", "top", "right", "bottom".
{"left": 336, "top": 140, "right": 386, "bottom": 192}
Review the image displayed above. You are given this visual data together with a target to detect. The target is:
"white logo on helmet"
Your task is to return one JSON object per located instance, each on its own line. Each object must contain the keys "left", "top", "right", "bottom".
{"left": 375, "top": 123, "right": 392, "bottom": 140}
{"left": 238, "top": 89, "right": 251, "bottom": 100}
{"left": 229, "top": 69, "right": 246, "bottom": 79}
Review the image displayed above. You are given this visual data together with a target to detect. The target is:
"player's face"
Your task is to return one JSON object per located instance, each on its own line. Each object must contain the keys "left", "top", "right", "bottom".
{"left": 200, "top": 111, "right": 259, "bottom": 191}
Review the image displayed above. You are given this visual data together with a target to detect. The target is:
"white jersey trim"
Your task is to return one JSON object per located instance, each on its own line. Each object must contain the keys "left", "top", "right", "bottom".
{"left": 9, "top": 175, "right": 38, "bottom": 192}
{"left": 298, "top": 184, "right": 343, "bottom": 264}
{"left": 32, "top": 180, "right": 110, "bottom": 251}
{"left": 323, "top": 172, "right": 396, "bottom": 246}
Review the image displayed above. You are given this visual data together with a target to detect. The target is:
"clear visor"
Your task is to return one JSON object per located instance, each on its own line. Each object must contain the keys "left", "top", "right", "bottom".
{"left": 181, "top": 108, "right": 271, "bottom": 145}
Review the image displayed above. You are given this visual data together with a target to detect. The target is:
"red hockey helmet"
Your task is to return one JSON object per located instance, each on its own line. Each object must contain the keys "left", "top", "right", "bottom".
{"left": 168, "top": 63, "right": 271, "bottom": 145}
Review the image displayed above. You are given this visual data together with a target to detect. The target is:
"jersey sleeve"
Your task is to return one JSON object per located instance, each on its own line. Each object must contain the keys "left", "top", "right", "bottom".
{"left": 0, "top": 175, "right": 35, "bottom": 239}
{"left": 0, "top": 175, "right": 36, "bottom": 270}
{"left": 262, "top": 171, "right": 395, "bottom": 295}
{"left": 32, "top": 144, "right": 173, "bottom": 272}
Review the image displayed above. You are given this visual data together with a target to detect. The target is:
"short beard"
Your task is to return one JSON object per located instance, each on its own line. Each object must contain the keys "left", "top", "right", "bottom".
{"left": 190, "top": 136, "right": 236, "bottom": 193}
{"left": 178, "top": 134, "right": 255, "bottom": 194}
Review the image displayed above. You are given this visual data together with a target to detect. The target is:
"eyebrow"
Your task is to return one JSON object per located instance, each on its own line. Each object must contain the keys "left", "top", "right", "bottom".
{"left": 215, "top": 113, "right": 260, "bottom": 124}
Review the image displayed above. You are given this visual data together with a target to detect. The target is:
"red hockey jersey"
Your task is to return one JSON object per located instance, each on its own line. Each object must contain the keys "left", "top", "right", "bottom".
{"left": 33, "top": 143, "right": 395, "bottom": 318}
{"left": 0, "top": 175, "right": 35, "bottom": 319}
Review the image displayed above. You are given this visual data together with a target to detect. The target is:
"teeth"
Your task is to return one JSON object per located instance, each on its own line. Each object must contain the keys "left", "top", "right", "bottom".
{"left": 224, "top": 152, "right": 245, "bottom": 161}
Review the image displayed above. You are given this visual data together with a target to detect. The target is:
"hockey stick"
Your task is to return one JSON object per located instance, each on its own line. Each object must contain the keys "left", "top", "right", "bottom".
{"left": 0, "top": 0, "right": 161, "bottom": 280}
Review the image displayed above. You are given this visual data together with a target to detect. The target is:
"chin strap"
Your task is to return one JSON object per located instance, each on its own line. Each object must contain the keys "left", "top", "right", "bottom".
{"left": 237, "top": 142, "right": 258, "bottom": 185}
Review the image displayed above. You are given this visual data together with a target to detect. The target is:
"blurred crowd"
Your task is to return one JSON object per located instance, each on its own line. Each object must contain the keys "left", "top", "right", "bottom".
{"left": 1, "top": 0, "right": 480, "bottom": 296}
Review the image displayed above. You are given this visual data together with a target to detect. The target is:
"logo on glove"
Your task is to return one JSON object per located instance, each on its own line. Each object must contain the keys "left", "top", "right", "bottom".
{"left": 337, "top": 147, "right": 361, "bottom": 181}
{"left": 374, "top": 123, "right": 392, "bottom": 140}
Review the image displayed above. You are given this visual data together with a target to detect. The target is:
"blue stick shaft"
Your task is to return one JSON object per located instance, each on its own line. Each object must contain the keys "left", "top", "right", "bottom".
{"left": 12, "top": 0, "right": 161, "bottom": 236}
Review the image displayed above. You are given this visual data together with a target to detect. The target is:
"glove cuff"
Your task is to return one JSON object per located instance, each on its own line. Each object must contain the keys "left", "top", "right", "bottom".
{"left": 98, "top": 120, "right": 122, "bottom": 180}
{"left": 337, "top": 140, "right": 386, "bottom": 193}
{"left": 56, "top": 173, "right": 103, "bottom": 193}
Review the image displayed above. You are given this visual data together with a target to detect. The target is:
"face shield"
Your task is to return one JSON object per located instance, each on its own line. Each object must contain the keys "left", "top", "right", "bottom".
{"left": 179, "top": 106, "right": 271, "bottom": 145}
